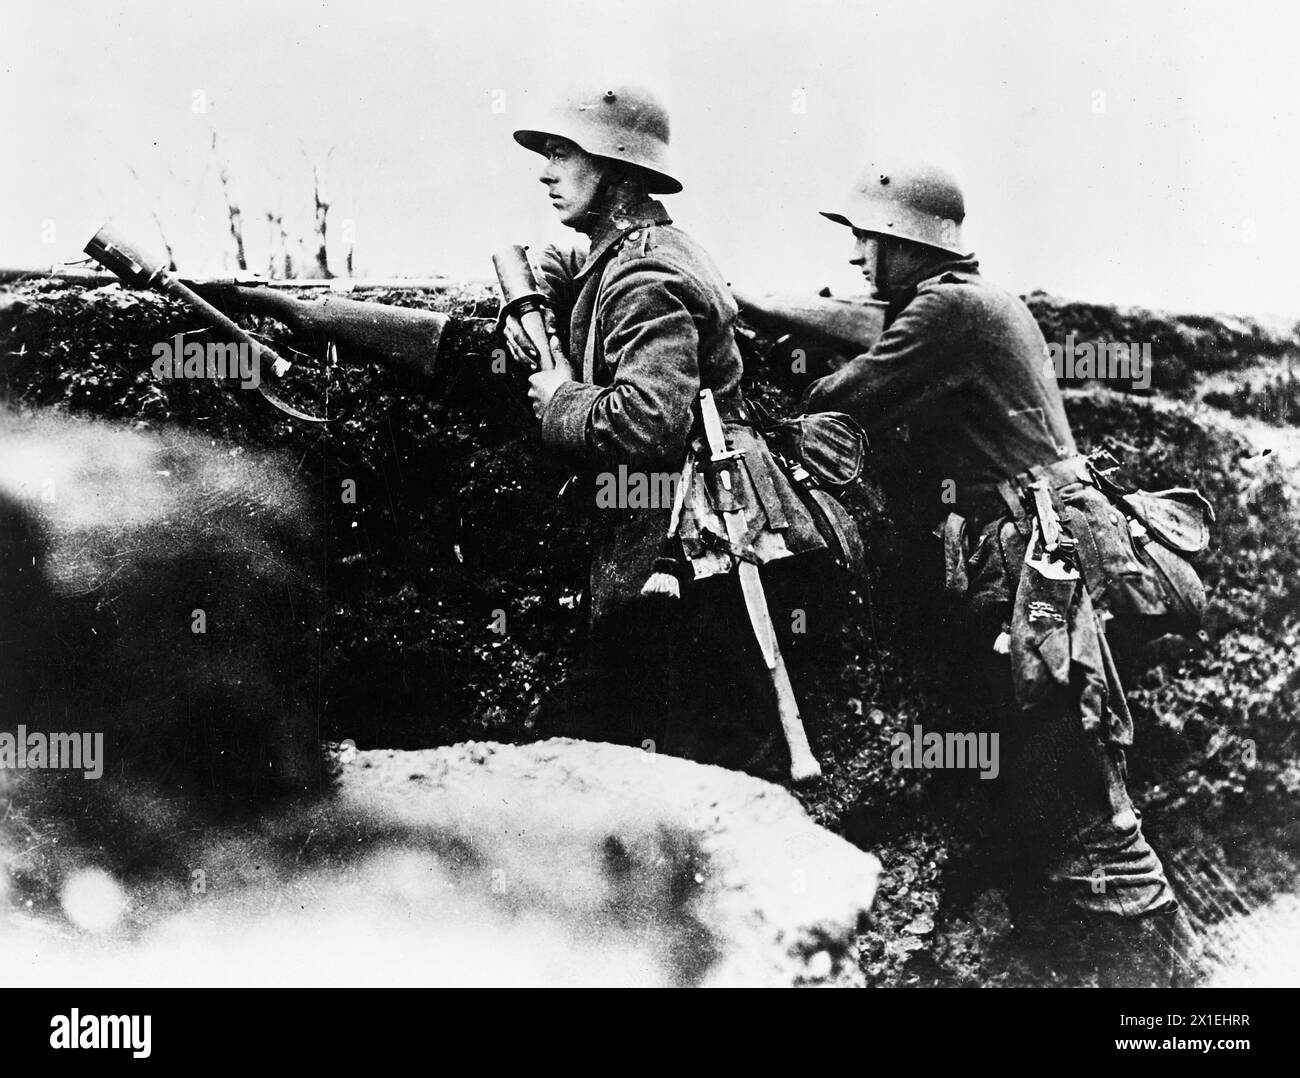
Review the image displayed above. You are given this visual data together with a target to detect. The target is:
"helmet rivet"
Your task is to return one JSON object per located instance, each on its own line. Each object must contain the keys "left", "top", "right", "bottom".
{"left": 605, "top": 90, "right": 617, "bottom": 101}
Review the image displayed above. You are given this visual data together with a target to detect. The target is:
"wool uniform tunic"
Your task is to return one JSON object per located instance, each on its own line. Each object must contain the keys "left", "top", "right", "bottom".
{"left": 530, "top": 198, "right": 826, "bottom": 767}
{"left": 803, "top": 255, "right": 1177, "bottom": 919}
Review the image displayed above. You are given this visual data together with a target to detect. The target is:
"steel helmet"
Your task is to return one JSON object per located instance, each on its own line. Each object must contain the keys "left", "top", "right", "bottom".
{"left": 513, "top": 83, "right": 681, "bottom": 194}
{"left": 821, "top": 159, "right": 968, "bottom": 256}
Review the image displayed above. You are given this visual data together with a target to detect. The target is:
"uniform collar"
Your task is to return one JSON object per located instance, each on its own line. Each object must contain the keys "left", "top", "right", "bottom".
{"left": 577, "top": 198, "right": 673, "bottom": 279}
{"left": 885, "top": 253, "right": 981, "bottom": 317}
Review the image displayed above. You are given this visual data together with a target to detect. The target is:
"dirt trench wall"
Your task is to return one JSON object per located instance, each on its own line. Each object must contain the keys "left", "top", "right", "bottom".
{"left": 3, "top": 277, "right": 1300, "bottom": 985}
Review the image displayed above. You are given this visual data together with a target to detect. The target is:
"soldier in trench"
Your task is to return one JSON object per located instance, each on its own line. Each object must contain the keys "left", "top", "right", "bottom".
{"left": 802, "top": 157, "right": 1202, "bottom": 986}
{"left": 499, "top": 82, "right": 839, "bottom": 773}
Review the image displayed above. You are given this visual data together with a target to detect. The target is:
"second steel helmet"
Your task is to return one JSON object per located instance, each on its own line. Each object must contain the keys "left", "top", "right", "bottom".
{"left": 513, "top": 83, "right": 681, "bottom": 194}
{"left": 821, "top": 159, "right": 968, "bottom": 255}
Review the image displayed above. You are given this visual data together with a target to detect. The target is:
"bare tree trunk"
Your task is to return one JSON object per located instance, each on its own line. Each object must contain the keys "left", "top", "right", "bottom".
{"left": 220, "top": 169, "right": 247, "bottom": 272}
{"left": 151, "top": 211, "right": 178, "bottom": 272}
{"left": 266, "top": 212, "right": 292, "bottom": 279}
{"left": 212, "top": 134, "right": 247, "bottom": 272}
{"left": 312, "top": 166, "right": 331, "bottom": 278}
{"left": 265, "top": 212, "right": 277, "bottom": 278}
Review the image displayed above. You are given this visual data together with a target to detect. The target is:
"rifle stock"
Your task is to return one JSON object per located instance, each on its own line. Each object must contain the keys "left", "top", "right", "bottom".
{"left": 192, "top": 284, "right": 450, "bottom": 378}
{"left": 731, "top": 289, "right": 887, "bottom": 357}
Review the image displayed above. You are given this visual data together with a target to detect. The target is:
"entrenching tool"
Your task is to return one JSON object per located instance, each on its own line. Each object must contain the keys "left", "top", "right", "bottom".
{"left": 697, "top": 388, "right": 822, "bottom": 783}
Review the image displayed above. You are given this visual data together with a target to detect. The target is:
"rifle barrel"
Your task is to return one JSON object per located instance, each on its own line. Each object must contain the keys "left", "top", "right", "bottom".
{"left": 0, "top": 267, "right": 452, "bottom": 292}
{"left": 732, "top": 289, "right": 886, "bottom": 355}
{"left": 0, "top": 267, "right": 120, "bottom": 286}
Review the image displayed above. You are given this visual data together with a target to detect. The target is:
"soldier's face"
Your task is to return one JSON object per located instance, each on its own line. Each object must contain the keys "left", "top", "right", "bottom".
{"left": 539, "top": 137, "right": 605, "bottom": 230}
{"left": 851, "top": 232, "right": 936, "bottom": 300}
{"left": 850, "top": 231, "right": 887, "bottom": 299}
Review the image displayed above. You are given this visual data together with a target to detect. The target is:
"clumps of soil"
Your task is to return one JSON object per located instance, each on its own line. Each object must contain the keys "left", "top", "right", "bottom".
{"left": 3, "top": 278, "right": 1300, "bottom": 986}
{"left": 1023, "top": 290, "right": 1300, "bottom": 393}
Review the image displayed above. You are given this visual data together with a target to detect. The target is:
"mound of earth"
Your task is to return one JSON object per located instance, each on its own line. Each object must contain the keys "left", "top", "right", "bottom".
{"left": 0, "top": 740, "right": 881, "bottom": 987}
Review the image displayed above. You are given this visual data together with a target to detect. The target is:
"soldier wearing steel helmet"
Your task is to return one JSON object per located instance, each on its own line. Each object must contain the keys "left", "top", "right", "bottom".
{"left": 804, "top": 158, "right": 1201, "bottom": 985}
{"left": 502, "top": 83, "right": 835, "bottom": 771}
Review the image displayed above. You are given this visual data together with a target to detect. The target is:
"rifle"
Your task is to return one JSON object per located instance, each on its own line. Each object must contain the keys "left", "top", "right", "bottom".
{"left": 77, "top": 224, "right": 457, "bottom": 421}
{"left": 1, "top": 261, "right": 457, "bottom": 381}
{"left": 732, "top": 288, "right": 887, "bottom": 359}
{"left": 5, "top": 238, "right": 885, "bottom": 420}
{"left": 189, "top": 280, "right": 451, "bottom": 380}
{"left": 484, "top": 251, "right": 886, "bottom": 366}
{"left": 0, "top": 266, "right": 453, "bottom": 291}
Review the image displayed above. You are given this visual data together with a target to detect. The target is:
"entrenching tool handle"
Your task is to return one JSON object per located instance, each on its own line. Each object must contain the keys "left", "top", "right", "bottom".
{"left": 492, "top": 245, "right": 554, "bottom": 370}
{"left": 774, "top": 653, "right": 822, "bottom": 783}
{"left": 698, "top": 389, "right": 822, "bottom": 784}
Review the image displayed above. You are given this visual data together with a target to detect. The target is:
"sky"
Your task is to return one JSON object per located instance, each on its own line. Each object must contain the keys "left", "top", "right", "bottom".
{"left": 2, "top": 0, "right": 1298, "bottom": 318}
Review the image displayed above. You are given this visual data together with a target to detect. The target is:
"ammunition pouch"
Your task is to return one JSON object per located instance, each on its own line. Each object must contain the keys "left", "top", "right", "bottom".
{"left": 1008, "top": 519, "right": 1134, "bottom": 744}
{"left": 1007, "top": 456, "right": 1214, "bottom": 659}
{"left": 672, "top": 400, "right": 867, "bottom": 586}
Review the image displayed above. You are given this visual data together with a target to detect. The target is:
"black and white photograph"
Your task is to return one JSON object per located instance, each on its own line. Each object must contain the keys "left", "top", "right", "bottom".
{"left": 0, "top": 0, "right": 1296, "bottom": 1042}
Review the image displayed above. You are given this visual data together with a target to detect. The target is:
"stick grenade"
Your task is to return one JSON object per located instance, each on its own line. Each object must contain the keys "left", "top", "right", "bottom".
{"left": 492, "top": 245, "right": 554, "bottom": 370}
{"left": 85, "top": 223, "right": 326, "bottom": 422}
{"left": 698, "top": 389, "right": 822, "bottom": 783}
{"left": 87, "top": 224, "right": 292, "bottom": 379}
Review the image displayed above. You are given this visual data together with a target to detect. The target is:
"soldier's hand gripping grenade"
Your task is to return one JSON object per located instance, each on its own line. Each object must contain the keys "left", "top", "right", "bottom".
{"left": 492, "top": 245, "right": 555, "bottom": 371}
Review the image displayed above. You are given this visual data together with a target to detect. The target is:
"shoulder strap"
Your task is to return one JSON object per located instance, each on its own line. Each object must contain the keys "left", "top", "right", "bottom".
{"left": 581, "top": 251, "right": 620, "bottom": 384}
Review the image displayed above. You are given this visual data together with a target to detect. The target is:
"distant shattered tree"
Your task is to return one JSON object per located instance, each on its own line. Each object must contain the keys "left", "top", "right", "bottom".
{"left": 212, "top": 132, "right": 248, "bottom": 273}
{"left": 311, "top": 165, "right": 331, "bottom": 279}
{"left": 266, "top": 211, "right": 293, "bottom": 280}
{"left": 207, "top": 130, "right": 342, "bottom": 280}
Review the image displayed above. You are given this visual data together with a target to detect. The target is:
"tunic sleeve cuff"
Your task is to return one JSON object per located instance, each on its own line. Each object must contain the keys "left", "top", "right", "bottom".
{"left": 541, "top": 381, "right": 602, "bottom": 453}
